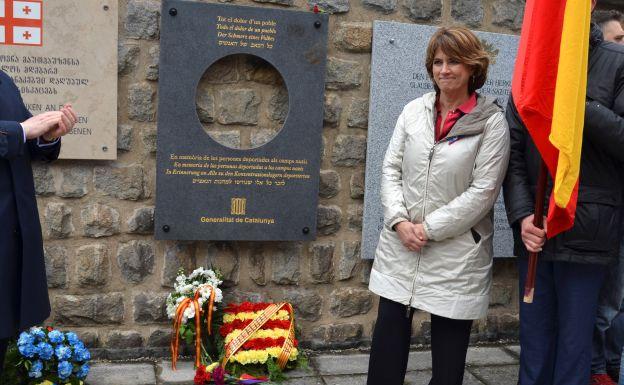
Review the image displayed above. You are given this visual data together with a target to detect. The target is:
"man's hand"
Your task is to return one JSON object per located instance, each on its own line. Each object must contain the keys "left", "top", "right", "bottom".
{"left": 395, "top": 221, "right": 427, "bottom": 252}
{"left": 520, "top": 214, "right": 547, "bottom": 253}
{"left": 42, "top": 104, "right": 77, "bottom": 142}
{"left": 22, "top": 111, "right": 65, "bottom": 140}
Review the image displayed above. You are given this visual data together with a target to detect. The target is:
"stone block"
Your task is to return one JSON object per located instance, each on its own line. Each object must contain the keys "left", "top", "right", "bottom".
{"left": 196, "top": 242, "right": 240, "bottom": 287}
{"left": 334, "top": 22, "right": 373, "bottom": 53}
{"left": 269, "top": 87, "right": 288, "bottom": 123}
{"left": 492, "top": 0, "right": 525, "bottom": 31}
{"left": 106, "top": 331, "right": 143, "bottom": 349}
{"left": 117, "top": 124, "right": 133, "bottom": 152}
{"left": 451, "top": 0, "right": 483, "bottom": 27}
{"left": 331, "top": 135, "right": 366, "bottom": 166}
{"left": 310, "top": 323, "right": 363, "bottom": 349}
{"left": 490, "top": 283, "right": 512, "bottom": 306}
{"left": 117, "top": 240, "right": 155, "bottom": 284}
{"left": 319, "top": 169, "right": 341, "bottom": 198}
{"left": 253, "top": 0, "right": 294, "bottom": 5}
{"left": 86, "top": 363, "right": 155, "bottom": 385}
{"left": 76, "top": 243, "right": 110, "bottom": 288}
{"left": 271, "top": 243, "right": 302, "bottom": 285}
{"left": 161, "top": 241, "right": 196, "bottom": 287}
{"left": 338, "top": 241, "right": 361, "bottom": 280}
{"left": 283, "top": 289, "right": 323, "bottom": 321}
{"left": 118, "top": 42, "right": 140, "bottom": 75}
{"left": 58, "top": 166, "right": 90, "bottom": 198}
{"left": 134, "top": 292, "right": 168, "bottom": 323}
{"left": 141, "top": 125, "right": 157, "bottom": 153}
{"left": 347, "top": 204, "right": 363, "bottom": 231}
{"left": 329, "top": 287, "right": 373, "bottom": 317}
{"left": 124, "top": 0, "right": 160, "bottom": 40}
{"left": 81, "top": 203, "right": 120, "bottom": 238}
{"left": 326, "top": 58, "right": 362, "bottom": 90}
{"left": 44, "top": 245, "right": 67, "bottom": 289}
{"left": 211, "top": 131, "right": 241, "bottom": 149}
{"left": 201, "top": 55, "right": 238, "bottom": 84}
{"left": 362, "top": 0, "right": 396, "bottom": 13}
{"left": 250, "top": 129, "right": 277, "bottom": 148}
{"left": 32, "top": 163, "right": 55, "bottom": 196}
{"left": 249, "top": 249, "right": 266, "bottom": 286}
{"left": 350, "top": 170, "right": 365, "bottom": 199}
{"left": 146, "top": 45, "right": 160, "bottom": 80}
{"left": 94, "top": 164, "right": 147, "bottom": 200}
{"left": 196, "top": 90, "right": 215, "bottom": 123}
{"left": 307, "top": 0, "right": 349, "bottom": 13}
{"left": 317, "top": 205, "right": 342, "bottom": 236}
{"left": 323, "top": 93, "right": 342, "bottom": 127}
{"left": 347, "top": 98, "right": 369, "bottom": 129}
{"left": 53, "top": 293, "right": 124, "bottom": 325}
{"left": 403, "top": 0, "right": 442, "bottom": 22}
{"left": 127, "top": 206, "right": 155, "bottom": 234}
{"left": 128, "top": 82, "right": 156, "bottom": 122}
{"left": 44, "top": 202, "right": 73, "bottom": 238}
{"left": 216, "top": 89, "right": 260, "bottom": 125}
{"left": 309, "top": 242, "right": 334, "bottom": 283}
{"left": 147, "top": 329, "right": 172, "bottom": 347}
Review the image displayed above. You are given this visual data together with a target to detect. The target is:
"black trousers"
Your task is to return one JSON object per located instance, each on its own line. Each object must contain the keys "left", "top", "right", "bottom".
{"left": 367, "top": 297, "right": 473, "bottom": 385}
{"left": 0, "top": 338, "right": 7, "bottom": 378}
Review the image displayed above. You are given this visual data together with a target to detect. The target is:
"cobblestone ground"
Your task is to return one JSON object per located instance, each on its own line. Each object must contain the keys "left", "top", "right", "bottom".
{"left": 85, "top": 345, "right": 520, "bottom": 385}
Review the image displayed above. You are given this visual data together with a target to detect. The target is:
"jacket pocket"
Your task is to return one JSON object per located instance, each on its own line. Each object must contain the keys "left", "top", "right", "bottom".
{"left": 562, "top": 189, "right": 621, "bottom": 253}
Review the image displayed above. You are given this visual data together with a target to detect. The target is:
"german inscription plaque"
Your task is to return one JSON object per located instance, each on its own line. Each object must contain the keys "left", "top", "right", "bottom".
{"left": 155, "top": 0, "right": 328, "bottom": 241}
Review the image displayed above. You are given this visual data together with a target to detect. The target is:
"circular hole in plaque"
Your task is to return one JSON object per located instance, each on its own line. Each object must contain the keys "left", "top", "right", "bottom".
{"left": 195, "top": 54, "right": 289, "bottom": 150}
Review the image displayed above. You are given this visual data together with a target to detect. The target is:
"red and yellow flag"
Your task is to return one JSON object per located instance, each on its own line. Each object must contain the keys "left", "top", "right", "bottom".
{"left": 511, "top": 0, "right": 591, "bottom": 238}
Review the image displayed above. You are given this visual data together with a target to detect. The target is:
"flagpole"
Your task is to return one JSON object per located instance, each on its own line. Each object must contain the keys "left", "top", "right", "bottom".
{"left": 523, "top": 160, "right": 548, "bottom": 304}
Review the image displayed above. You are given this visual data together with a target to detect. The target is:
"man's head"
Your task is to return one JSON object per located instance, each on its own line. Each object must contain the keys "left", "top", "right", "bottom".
{"left": 592, "top": 10, "right": 624, "bottom": 44}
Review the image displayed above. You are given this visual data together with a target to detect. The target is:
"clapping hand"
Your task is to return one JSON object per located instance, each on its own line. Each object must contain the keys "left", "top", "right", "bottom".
{"left": 22, "top": 103, "right": 77, "bottom": 141}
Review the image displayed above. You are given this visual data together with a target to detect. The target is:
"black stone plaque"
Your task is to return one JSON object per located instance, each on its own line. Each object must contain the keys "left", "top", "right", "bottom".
{"left": 155, "top": 0, "right": 328, "bottom": 241}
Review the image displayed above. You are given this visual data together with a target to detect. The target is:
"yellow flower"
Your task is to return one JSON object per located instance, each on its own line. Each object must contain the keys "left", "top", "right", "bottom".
{"left": 229, "top": 348, "right": 299, "bottom": 365}
{"left": 224, "top": 328, "right": 291, "bottom": 344}
{"left": 206, "top": 362, "right": 219, "bottom": 372}
{"left": 223, "top": 310, "right": 290, "bottom": 323}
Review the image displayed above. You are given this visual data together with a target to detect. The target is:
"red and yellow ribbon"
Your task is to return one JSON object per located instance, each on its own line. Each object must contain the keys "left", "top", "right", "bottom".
{"left": 221, "top": 302, "right": 296, "bottom": 370}
{"left": 170, "top": 284, "right": 216, "bottom": 370}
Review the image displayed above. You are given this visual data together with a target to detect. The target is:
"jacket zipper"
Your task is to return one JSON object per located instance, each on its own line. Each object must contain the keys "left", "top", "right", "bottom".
{"left": 405, "top": 137, "right": 453, "bottom": 317}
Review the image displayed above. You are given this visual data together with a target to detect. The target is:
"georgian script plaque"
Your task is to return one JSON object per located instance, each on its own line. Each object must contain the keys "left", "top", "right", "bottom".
{"left": 0, "top": 0, "right": 117, "bottom": 160}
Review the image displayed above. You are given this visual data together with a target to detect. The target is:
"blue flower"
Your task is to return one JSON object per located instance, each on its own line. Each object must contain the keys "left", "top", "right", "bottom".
{"left": 36, "top": 342, "right": 54, "bottom": 360}
{"left": 76, "top": 363, "right": 90, "bottom": 379}
{"left": 48, "top": 330, "right": 64, "bottom": 344}
{"left": 17, "top": 332, "right": 34, "bottom": 346}
{"left": 28, "top": 360, "right": 43, "bottom": 378}
{"left": 73, "top": 345, "right": 91, "bottom": 362}
{"left": 30, "top": 327, "right": 46, "bottom": 341}
{"left": 55, "top": 345, "right": 72, "bottom": 361}
{"left": 18, "top": 343, "right": 36, "bottom": 358}
{"left": 65, "top": 332, "right": 80, "bottom": 346}
{"left": 57, "top": 361, "right": 73, "bottom": 380}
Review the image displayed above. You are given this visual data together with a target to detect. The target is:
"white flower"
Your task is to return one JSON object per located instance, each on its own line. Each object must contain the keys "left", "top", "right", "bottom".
{"left": 184, "top": 306, "right": 196, "bottom": 320}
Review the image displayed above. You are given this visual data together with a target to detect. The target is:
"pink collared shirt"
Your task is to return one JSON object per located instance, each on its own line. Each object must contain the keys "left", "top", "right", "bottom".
{"left": 435, "top": 93, "right": 478, "bottom": 142}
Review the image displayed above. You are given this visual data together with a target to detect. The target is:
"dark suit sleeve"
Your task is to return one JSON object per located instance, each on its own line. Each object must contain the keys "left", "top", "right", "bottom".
{"left": 584, "top": 101, "right": 624, "bottom": 162}
{"left": 502, "top": 96, "right": 535, "bottom": 227}
{"left": 0, "top": 120, "right": 26, "bottom": 160}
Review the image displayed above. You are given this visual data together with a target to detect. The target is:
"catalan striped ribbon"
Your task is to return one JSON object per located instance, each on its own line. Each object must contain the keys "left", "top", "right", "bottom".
{"left": 170, "top": 284, "right": 216, "bottom": 370}
{"left": 221, "top": 302, "right": 296, "bottom": 370}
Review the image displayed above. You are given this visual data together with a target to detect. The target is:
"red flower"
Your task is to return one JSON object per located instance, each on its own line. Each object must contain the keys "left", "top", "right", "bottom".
{"left": 213, "top": 366, "right": 226, "bottom": 385}
{"left": 194, "top": 365, "right": 211, "bottom": 385}
{"left": 313, "top": 4, "right": 319, "bottom": 13}
{"left": 46, "top": 326, "right": 54, "bottom": 332}
{"left": 239, "top": 337, "right": 299, "bottom": 350}
{"left": 219, "top": 319, "right": 292, "bottom": 337}
{"left": 223, "top": 302, "right": 276, "bottom": 314}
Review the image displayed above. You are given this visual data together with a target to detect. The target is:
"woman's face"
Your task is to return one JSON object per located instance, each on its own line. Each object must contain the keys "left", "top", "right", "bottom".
{"left": 432, "top": 48, "right": 473, "bottom": 96}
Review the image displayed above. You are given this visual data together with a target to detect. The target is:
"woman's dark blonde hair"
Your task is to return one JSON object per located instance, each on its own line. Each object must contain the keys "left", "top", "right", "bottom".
{"left": 425, "top": 26, "right": 490, "bottom": 94}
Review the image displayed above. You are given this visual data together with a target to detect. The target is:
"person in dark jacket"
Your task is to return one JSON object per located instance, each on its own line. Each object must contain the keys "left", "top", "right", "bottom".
{"left": 503, "top": 4, "right": 624, "bottom": 384}
{"left": 0, "top": 70, "right": 76, "bottom": 376}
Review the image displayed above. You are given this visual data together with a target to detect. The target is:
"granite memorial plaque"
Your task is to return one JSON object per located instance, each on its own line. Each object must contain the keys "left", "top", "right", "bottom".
{"left": 0, "top": 0, "right": 118, "bottom": 160}
{"left": 362, "top": 21, "right": 519, "bottom": 259}
{"left": 155, "top": 0, "right": 328, "bottom": 241}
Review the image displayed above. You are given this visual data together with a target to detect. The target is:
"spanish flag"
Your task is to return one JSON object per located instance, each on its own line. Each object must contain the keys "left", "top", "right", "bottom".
{"left": 511, "top": 0, "right": 591, "bottom": 238}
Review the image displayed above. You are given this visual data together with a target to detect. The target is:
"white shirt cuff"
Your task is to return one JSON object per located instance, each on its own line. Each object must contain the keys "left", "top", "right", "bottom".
{"left": 37, "top": 136, "right": 60, "bottom": 147}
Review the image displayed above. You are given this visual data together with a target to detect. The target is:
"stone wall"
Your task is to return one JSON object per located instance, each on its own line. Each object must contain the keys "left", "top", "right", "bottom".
{"left": 35, "top": 0, "right": 540, "bottom": 358}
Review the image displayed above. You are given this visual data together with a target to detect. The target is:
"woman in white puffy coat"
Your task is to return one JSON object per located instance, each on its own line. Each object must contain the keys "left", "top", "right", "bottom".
{"left": 366, "top": 27, "right": 510, "bottom": 385}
